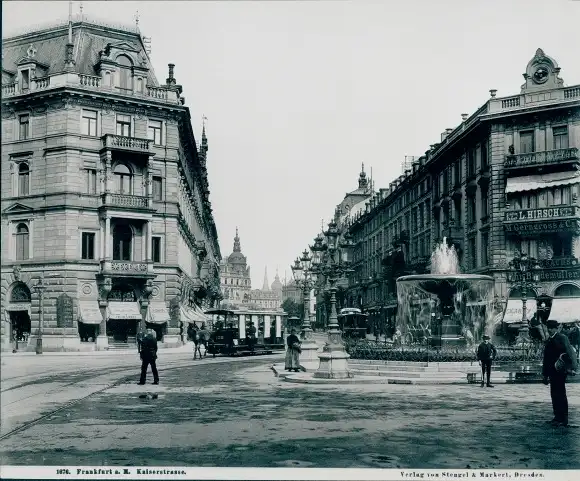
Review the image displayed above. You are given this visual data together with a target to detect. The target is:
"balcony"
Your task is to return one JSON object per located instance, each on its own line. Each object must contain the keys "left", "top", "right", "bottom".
{"left": 504, "top": 205, "right": 580, "bottom": 235}
{"left": 100, "top": 260, "right": 155, "bottom": 278}
{"left": 100, "top": 193, "right": 154, "bottom": 211}
{"left": 504, "top": 148, "right": 579, "bottom": 172}
{"left": 101, "top": 134, "right": 152, "bottom": 155}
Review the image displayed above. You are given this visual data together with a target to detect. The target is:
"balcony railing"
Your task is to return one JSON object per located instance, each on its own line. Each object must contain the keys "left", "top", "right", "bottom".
{"left": 1, "top": 73, "right": 181, "bottom": 104}
{"left": 100, "top": 260, "right": 154, "bottom": 276}
{"left": 102, "top": 134, "right": 152, "bottom": 154}
{"left": 101, "top": 193, "right": 151, "bottom": 209}
{"left": 505, "top": 147, "right": 579, "bottom": 169}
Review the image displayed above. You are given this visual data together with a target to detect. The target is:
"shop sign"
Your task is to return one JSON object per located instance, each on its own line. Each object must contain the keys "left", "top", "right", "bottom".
{"left": 504, "top": 219, "right": 579, "bottom": 234}
{"left": 56, "top": 293, "right": 74, "bottom": 328}
{"left": 511, "top": 269, "right": 580, "bottom": 282}
{"left": 505, "top": 206, "right": 577, "bottom": 222}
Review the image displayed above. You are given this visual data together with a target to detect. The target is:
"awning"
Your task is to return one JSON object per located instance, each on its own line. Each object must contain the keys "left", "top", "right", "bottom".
{"left": 548, "top": 298, "right": 580, "bottom": 324}
{"left": 180, "top": 305, "right": 197, "bottom": 325}
{"left": 107, "top": 302, "right": 142, "bottom": 320}
{"left": 78, "top": 301, "right": 102, "bottom": 325}
{"left": 502, "top": 299, "right": 537, "bottom": 324}
{"left": 506, "top": 171, "right": 580, "bottom": 194}
{"left": 192, "top": 304, "right": 209, "bottom": 323}
{"left": 147, "top": 302, "right": 171, "bottom": 324}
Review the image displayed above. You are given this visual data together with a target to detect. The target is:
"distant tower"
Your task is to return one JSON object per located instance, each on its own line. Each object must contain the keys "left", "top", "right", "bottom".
{"left": 358, "top": 163, "right": 368, "bottom": 190}
{"left": 262, "top": 267, "right": 270, "bottom": 291}
{"left": 199, "top": 116, "right": 208, "bottom": 165}
{"left": 233, "top": 226, "right": 241, "bottom": 252}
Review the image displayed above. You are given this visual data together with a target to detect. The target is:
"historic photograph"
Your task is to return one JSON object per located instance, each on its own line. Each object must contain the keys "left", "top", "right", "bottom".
{"left": 1, "top": 0, "right": 579, "bottom": 475}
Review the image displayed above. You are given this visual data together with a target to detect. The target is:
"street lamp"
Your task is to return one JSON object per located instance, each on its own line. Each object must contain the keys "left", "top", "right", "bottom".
{"left": 310, "top": 221, "right": 354, "bottom": 379}
{"left": 291, "top": 246, "right": 319, "bottom": 363}
{"left": 34, "top": 276, "right": 46, "bottom": 355}
{"left": 508, "top": 251, "right": 541, "bottom": 343}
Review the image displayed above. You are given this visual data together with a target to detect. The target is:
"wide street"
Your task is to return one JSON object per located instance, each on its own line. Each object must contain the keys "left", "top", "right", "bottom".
{"left": 1, "top": 347, "right": 579, "bottom": 470}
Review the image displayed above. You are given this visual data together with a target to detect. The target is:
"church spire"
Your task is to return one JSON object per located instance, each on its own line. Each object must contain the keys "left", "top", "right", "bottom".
{"left": 233, "top": 227, "right": 241, "bottom": 253}
{"left": 262, "top": 266, "right": 270, "bottom": 291}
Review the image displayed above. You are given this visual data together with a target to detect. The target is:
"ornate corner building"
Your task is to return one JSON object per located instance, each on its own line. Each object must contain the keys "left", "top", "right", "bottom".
{"left": 1, "top": 18, "right": 221, "bottom": 351}
{"left": 346, "top": 49, "right": 580, "bottom": 330}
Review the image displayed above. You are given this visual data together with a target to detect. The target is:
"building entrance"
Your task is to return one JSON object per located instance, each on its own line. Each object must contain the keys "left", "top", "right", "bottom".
{"left": 107, "top": 319, "right": 138, "bottom": 343}
{"left": 10, "top": 310, "right": 31, "bottom": 342}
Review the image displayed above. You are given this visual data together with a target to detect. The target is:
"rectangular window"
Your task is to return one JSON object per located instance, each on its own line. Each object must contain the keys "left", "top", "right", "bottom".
{"left": 481, "top": 141, "right": 488, "bottom": 169}
{"left": 152, "top": 176, "right": 163, "bottom": 200}
{"left": 81, "top": 110, "right": 98, "bottom": 136}
{"left": 481, "top": 187, "right": 489, "bottom": 219}
{"left": 152, "top": 236, "right": 162, "bottom": 263}
{"left": 454, "top": 198, "right": 462, "bottom": 225}
{"left": 21, "top": 70, "right": 30, "bottom": 91}
{"left": 468, "top": 196, "right": 476, "bottom": 225}
{"left": 468, "top": 237, "right": 476, "bottom": 269}
{"left": 519, "top": 130, "right": 535, "bottom": 154}
{"left": 81, "top": 232, "right": 95, "bottom": 260}
{"left": 116, "top": 114, "right": 132, "bottom": 137}
{"left": 467, "top": 149, "right": 476, "bottom": 177}
{"left": 148, "top": 120, "right": 163, "bottom": 145}
{"left": 481, "top": 232, "right": 489, "bottom": 266}
{"left": 553, "top": 126, "right": 569, "bottom": 150}
{"left": 86, "top": 169, "right": 97, "bottom": 194}
{"left": 19, "top": 114, "right": 30, "bottom": 140}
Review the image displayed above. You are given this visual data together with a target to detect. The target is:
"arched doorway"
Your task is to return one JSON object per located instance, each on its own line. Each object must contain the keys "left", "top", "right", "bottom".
{"left": 107, "top": 285, "right": 140, "bottom": 344}
{"left": 7, "top": 282, "right": 32, "bottom": 346}
{"left": 548, "top": 284, "right": 580, "bottom": 327}
{"left": 554, "top": 284, "right": 580, "bottom": 298}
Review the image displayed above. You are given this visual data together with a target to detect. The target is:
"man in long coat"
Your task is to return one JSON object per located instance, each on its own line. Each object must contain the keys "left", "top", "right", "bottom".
{"left": 138, "top": 329, "right": 159, "bottom": 385}
{"left": 543, "top": 320, "right": 578, "bottom": 427}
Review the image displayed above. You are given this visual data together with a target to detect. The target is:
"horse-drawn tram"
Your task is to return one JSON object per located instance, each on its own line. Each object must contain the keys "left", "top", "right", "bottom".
{"left": 203, "top": 308, "right": 287, "bottom": 357}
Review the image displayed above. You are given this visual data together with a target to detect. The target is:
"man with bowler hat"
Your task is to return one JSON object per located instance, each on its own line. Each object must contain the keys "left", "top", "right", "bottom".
{"left": 543, "top": 319, "right": 577, "bottom": 427}
{"left": 476, "top": 335, "right": 497, "bottom": 387}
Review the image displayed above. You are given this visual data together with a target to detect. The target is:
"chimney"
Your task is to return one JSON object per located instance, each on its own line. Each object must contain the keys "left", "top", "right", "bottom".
{"left": 166, "top": 63, "right": 176, "bottom": 85}
{"left": 461, "top": 113, "right": 468, "bottom": 121}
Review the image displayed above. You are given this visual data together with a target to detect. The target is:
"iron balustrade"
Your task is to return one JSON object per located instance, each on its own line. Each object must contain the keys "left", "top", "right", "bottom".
{"left": 505, "top": 147, "right": 579, "bottom": 169}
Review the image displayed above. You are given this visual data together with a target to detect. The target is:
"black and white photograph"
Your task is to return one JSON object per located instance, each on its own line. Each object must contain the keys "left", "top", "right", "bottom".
{"left": 1, "top": 0, "right": 580, "bottom": 479}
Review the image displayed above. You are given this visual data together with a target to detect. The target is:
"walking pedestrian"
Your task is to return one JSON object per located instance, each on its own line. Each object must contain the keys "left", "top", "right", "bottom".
{"left": 476, "top": 334, "right": 497, "bottom": 388}
{"left": 192, "top": 324, "right": 203, "bottom": 360}
{"left": 543, "top": 319, "right": 578, "bottom": 427}
{"left": 138, "top": 329, "right": 159, "bottom": 385}
{"left": 198, "top": 323, "right": 210, "bottom": 357}
{"left": 285, "top": 328, "right": 301, "bottom": 372}
{"left": 566, "top": 321, "right": 579, "bottom": 361}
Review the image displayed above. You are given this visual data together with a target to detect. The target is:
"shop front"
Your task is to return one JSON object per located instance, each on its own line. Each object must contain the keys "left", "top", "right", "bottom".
{"left": 106, "top": 301, "right": 142, "bottom": 345}
{"left": 77, "top": 301, "right": 102, "bottom": 343}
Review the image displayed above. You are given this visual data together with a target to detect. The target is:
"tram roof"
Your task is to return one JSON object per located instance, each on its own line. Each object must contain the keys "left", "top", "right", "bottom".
{"left": 204, "top": 308, "right": 236, "bottom": 316}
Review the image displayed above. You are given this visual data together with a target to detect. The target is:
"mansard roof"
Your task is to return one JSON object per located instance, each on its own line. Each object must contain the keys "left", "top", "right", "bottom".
{"left": 2, "top": 21, "right": 160, "bottom": 86}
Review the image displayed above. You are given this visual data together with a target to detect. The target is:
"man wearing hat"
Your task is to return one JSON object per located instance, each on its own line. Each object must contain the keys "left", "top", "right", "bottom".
{"left": 542, "top": 319, "right": 578, "bottom": 427}
{"left": 476, "top": 335, "right": 497, "bottom": 387}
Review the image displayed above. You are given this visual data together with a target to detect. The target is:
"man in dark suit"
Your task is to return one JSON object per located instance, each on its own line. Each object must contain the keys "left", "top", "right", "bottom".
{"left": 476, "top": 335, "right": 497, "bottom": 388}
{"left": 138, "top": 329, "right": 159, "bottom": 385}
{"left": 543, "top": 320, "right": 578, "bottom": 427}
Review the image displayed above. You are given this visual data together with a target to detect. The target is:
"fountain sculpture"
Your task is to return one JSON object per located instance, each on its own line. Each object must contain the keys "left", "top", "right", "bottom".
{"left": 396, "top": 239, "right": 495, "bottom": 348}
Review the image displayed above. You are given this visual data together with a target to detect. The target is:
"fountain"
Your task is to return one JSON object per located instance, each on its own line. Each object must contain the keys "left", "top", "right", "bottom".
{"left": 396, "top": 239, "right": 495, "bottom": 349}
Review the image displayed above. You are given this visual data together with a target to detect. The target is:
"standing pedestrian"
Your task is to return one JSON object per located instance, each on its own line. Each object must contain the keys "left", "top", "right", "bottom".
{"left": 138, "top": 329, "right": 159, "bottom": 385}
{"left": 285, "top": 328, "right": 301, "bottom": 372}
{"left": 476, "top": 334, "right": 497, "bottom": 388}
{"left": 542, "top": 319, "right": 578, "bottom": 427}
{"left": 198, "top": 323, "right": 210, "bottom": 358}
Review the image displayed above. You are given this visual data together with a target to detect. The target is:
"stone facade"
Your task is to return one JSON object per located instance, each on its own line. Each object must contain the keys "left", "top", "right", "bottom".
{"left": 1, "top": 20, "right": 221, "bottom": 352}
{"left": 346, "top": 49, "right": 580, "bottom": 328}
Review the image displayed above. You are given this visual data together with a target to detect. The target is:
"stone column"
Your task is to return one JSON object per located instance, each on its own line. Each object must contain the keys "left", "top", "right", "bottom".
{"left": 104, "top": 216, "right": 111, "bottom": 260}
{"left": 146, "top": 220, "right": 152, "bottom": 263}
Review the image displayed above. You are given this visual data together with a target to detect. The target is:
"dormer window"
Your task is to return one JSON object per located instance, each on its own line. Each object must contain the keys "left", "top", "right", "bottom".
{"left": 116, "top": 55, "right": 133, "bottom": 91}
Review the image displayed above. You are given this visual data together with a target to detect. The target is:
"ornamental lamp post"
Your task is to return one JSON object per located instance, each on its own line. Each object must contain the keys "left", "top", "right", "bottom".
{"left": 508, "top": 251, "right": 541, "bottom": 344}
{"left": 34, "top": 276, "right": 47, "bottom": 355}
{"left": 312, "top": 220, "right": 354, "bottom": 379}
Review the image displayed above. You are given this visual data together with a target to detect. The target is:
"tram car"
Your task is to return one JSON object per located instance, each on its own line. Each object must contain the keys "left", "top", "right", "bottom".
{"left": 204, "top": 308, "right": 287, "bottom": 357}
{"left": 337, "top": 308, "right": 368, "bottom": 339}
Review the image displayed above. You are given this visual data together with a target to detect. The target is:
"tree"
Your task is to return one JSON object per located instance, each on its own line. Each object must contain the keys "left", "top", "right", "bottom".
{"left": 281, "top": 298, "right": 302, "bottom": 319}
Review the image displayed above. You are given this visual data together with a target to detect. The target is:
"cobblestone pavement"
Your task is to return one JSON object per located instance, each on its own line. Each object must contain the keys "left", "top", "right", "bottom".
{"left": 1, "top": 357, "right": 579, "bottom": 469}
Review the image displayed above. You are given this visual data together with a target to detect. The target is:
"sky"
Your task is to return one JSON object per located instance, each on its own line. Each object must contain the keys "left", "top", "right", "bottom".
{"left": 3, "top": 0, "right": 580, "bottom": 289}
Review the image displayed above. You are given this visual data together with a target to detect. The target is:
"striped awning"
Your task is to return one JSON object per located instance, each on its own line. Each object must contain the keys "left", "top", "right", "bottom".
{"left": 147, "top": 302, "right": 171, "bottom": 324}
{"left": 506, "top": 171, "right": 580, "bottom": 194}
{"left": 548, "top": 298, "right": 580, "bottom": 324}
{"left": 502, "top": 299, "right": 537, "bottom": 324}
{"left": 107, "top": 302, "right": 142, "bottom": 320}
{"left": 78, "top": 301, "right": 102, "bottom": 325}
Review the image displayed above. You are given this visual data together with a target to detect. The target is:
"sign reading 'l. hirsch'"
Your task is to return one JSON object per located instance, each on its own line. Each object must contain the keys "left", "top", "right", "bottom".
{"left": 505, "top": 206, "right": 576, "bottom": 222}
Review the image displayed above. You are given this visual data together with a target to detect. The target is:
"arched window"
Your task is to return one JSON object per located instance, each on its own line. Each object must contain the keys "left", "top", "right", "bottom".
{"left": 15, "top": 223, "right": 30, "bottom": 260}
{"left": 113, "top": 163, "right": 132, "bottom": 194}
{"left": 116, "top": 55, "right": 133, "bottom": 91}
{"left": 18, "top": 163, "right": 30, "bottom": 196}
{"left": 113, "top": 224, "right": 132, "bottom": 261}
{"left": 554, "top": 284, "right": 580, "bottom": 297}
